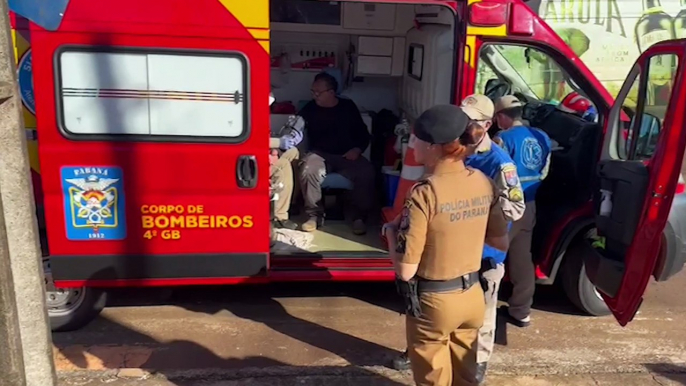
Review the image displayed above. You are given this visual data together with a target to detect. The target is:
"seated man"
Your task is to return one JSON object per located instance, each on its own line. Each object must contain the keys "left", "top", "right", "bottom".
{"left": 270, "top": 98, "right": 306, "bottom": 231}
{"left": 298, "top": 72, "right": 374, "bottom": 235}
{"left": 270, "top": 147, "right": 299, "bottom": 230}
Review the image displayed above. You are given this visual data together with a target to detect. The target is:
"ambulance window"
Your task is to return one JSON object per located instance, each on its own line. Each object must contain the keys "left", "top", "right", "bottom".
{"left": 476, "top": 44, "right": 583, "bottom": 104}
{"left": 618, "top": 53, "right": 679, "bottom": 160}
{"left": 407, "top": 44, "right": 424, "bottom": 80}
{"left": 58, "top": 50, "right": 247, "bottom": 140}
{"left": 270, "top": 0, "right": 341, "bottom": 25}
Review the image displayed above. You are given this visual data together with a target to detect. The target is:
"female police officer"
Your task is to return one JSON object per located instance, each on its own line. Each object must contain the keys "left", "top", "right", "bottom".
{"left": 385, "top": 105, "right": 510, "bottom": 386}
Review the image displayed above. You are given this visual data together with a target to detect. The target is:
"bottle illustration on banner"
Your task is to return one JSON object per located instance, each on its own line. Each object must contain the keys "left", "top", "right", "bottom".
{"left": 635, "top": 0, "right": 675, "bottom": 53}
{"left": 674, "top": 0, "right": 686, "bottom": 39}
{"left": 635, "top": 0, "right": 675, "bottom": 105}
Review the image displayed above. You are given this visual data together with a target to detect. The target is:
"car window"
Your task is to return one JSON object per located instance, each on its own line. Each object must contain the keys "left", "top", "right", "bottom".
{"left": 619, "top": 53, "right": 678, "bottom": 160}
{"left": 476, "top": 44, "right": 580, "bottom": 104}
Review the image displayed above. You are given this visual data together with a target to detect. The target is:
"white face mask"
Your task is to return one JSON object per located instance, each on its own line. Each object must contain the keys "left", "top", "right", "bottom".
{"left": 269, "top": 94, "right": 275, "bottom": 106}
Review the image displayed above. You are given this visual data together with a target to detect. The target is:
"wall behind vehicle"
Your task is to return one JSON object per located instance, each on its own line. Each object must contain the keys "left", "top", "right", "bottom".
{"left": 526, "top": 0, "right": 685, "bottom": 105}
{"left": 10, "top": 13, "right": 43, "bottom": 208}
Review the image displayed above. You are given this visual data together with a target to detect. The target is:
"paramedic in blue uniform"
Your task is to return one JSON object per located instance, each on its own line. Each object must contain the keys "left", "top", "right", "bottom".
{"left": 391, "top": 96, "right": 525, "bottom": 383}
{"left": 461, "top": 95, "right": 525, "bottom": 384}
{"left": 493, "top": 95, "right": 552, "bottom": 328}
{"left": 385, "top": 104, "right": 510, "bottom": 386}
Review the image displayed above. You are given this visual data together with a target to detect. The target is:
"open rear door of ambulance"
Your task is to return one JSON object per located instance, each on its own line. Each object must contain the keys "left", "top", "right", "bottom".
{"left": 31, "top": 0, "right": 271, "bottom": 286}
{"left": 583, "top": 39, "right": 686, "bottom": 326}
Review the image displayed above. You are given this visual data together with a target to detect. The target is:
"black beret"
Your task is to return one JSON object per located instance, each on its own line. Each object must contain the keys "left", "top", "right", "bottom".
{"left": 414, "top": 105, "right": 470, "bottom": 145}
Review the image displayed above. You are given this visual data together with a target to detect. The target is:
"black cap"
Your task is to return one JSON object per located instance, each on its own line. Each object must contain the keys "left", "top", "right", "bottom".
{"left": 414, "top": 105, "right": 470, "bottom": 145}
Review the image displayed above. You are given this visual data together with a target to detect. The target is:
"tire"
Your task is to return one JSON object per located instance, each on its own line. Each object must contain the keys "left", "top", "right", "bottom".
{"left": 561, "top": 237, "right": 611, "bottom": 317}
{"left": 48, "top": 287, "right": 107, "bottom": 332}
{"left": 44, "top": 260, "right": 107, "bottom": 332}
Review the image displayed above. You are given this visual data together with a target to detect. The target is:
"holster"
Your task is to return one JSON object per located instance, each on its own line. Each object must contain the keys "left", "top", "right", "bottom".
{"left": 479, "top": 258, "right": 497, "bottom": 292}
{"left": 395, "top": 277, "right": 422, "bottom": 318}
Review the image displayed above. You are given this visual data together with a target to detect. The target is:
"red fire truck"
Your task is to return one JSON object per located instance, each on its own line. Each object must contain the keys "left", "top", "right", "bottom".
{"left": 10, "top": 0, "right": 686, "bottom": 331}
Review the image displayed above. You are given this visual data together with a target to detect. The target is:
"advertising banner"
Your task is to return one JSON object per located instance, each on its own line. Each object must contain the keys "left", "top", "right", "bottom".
{"left": 528, "top": 0, "right": 685, "bottom": 98}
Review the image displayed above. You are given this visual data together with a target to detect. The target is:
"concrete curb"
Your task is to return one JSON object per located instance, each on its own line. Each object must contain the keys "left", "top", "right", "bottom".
{"left": 56, "top": 364, "right": 686, "bottom": 381}
{"left": 56, "top": 370, "right": 686, "bottom": 386}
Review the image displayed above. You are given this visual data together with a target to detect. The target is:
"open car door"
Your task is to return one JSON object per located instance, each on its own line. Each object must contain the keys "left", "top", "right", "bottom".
{"left": 584, "top": 39, "right": 686, "bottom": 326}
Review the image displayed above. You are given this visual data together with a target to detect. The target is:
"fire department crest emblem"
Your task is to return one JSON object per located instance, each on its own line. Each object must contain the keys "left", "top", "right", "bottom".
{"left": 61, "top": 166, "right": 126, "bottom": 240}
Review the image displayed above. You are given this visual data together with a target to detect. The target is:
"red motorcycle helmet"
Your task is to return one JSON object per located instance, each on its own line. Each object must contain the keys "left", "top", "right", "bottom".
{"left": 557, "top": 92, "right": 592, "bottom": 116}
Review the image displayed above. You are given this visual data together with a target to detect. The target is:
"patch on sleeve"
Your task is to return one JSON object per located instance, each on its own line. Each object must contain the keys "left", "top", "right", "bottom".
{"left": 396, "top": 197, "right": 415, "bottom": 253}
{"left": 409, "top": 180, "right": 429, "bottom": 194}
{"left": 502, "top": 164, "right": 519, "bottom": 187}
{"left": 396, "top": 231, "right": 407, "bottom": 254}
{"left": 399, "top": 204, "right": 411, "bottom": 231}
{"left": 508, "top": 186, "right": 524, "bottom": 202}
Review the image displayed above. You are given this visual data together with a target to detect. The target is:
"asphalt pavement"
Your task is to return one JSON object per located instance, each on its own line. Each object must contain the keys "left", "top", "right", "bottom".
{"left": 53, "top": 271, "right": 686, "bottom": 385}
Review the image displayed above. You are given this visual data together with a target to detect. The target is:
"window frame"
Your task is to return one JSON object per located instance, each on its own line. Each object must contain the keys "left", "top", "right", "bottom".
{"left": 615, "top": 52, "right": 679, "bottom": 161}
{"left": 54, "top": 45, "right": 251, "bottom": 144}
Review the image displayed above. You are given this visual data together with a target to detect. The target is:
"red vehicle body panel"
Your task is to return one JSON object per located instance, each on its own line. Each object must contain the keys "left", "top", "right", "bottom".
{"left": 31, "top": 0, "right": 272, "bottom": 282}
{"left": 15, "top": 0, "right": 677, "bottom": 325}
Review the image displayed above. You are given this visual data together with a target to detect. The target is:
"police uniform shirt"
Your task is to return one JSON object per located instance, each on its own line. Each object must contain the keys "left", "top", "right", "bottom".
{"left": 395, "top": 161, "right": 510, "bottom": 281}
{"left": 466, "top": 135, "right": 525, "bottom": 222}
{"left": 466, "top": 135, "right": 525, "bottom": 264}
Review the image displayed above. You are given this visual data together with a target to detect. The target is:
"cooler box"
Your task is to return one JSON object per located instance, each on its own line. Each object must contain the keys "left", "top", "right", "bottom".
{"left": 382, "top": 166, "right": 400, "bottom": 207}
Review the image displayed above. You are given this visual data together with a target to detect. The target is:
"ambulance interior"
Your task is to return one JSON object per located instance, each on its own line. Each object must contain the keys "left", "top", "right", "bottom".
{"left": 269, "top": 0, "right": 622, "bottom": 257}
{"left": 269, "top": 0, "right": 457, "bottom": 255}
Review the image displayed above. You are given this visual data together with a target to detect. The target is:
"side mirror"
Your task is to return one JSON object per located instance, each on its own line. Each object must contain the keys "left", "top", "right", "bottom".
{"left": 625, "top": 113, "right": 661, "bottom": 157}
{"left": 639, "top": 113, "right": 661, "bottom": 137}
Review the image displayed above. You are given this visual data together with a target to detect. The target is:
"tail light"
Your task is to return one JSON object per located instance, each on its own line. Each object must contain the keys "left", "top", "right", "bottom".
{"left": 535, "top": 266, "right": 549, "bottom": 280}
{"left": 677, "top": 174, "right": 685, "bottom": 195}
{"left": 468, "top": 2, "right": 508, "bottom": 27}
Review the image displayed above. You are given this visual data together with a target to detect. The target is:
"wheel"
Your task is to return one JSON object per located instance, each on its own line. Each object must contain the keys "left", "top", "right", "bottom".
{"left": 44, "top": 260, "right": 107, "bottom": 332}
{"left": 561, "top": 230, "right": 611, "bottom": 317}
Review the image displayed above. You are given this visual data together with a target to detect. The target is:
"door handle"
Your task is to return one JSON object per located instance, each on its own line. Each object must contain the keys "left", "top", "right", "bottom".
{"left": 236, "top": 155, "right": 257, "bottom": 189}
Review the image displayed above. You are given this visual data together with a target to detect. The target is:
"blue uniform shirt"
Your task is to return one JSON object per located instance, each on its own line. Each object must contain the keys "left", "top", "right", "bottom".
{"left": 496, "top": 125, "right": 552, "bottom": 202}
{"left": 466, "top": 138, "right": 523, "bottom": 264}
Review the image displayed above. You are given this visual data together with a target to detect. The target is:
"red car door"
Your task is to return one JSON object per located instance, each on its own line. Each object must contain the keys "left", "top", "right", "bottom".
{"left": 584, "top": 39, "right": 686, "bottom": 326}
{"left": 31, "top": 0, "right": 271, "bottom": 286}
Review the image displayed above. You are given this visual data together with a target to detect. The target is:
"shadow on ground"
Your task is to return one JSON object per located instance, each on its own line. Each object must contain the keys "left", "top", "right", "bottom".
{"left": 644, "top": 363, "right": 686, "bottom": 385}
{"left": 53, "top": 280, "right": 593, "bottom": 382}
{"left": 53, "top": 295, "right": 407, "bottom": 385}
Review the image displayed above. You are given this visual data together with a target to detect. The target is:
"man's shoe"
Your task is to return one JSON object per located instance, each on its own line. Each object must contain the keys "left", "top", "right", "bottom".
{"left": 352, "top": 219, "right": 367, "bottom": 235}
{"left": 301, "top": 217, "right": 321, "bottom": 232}
{"left": 274, "top": 219, "right": 297, "bottom": 230}
{"left": 509, "top": 314, "right": 531, "bottom": 327}
{"left": 500, "top": 309, "right": 530, "bottom": 328}
{"left": 391, "top": 350, "right": 411, "bottom": 370}
{"left": 475, "top": 362, "right": 488, "bottom": 385}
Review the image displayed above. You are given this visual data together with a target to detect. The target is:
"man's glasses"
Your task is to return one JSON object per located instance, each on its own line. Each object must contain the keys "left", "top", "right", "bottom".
{"left": 310, "top": 89, "right": 332, "bottom": 98}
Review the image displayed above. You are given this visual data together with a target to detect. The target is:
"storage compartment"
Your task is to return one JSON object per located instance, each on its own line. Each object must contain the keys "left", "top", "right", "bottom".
{"left": 594, "top": 160, "right": 649, "bottom": 258}
{"left": 354, "top": 36, "right": 406, "bottom": 77}
{"left": 343, "top": 3, "right": 396, "bottom": 30}
{"left": 579, "top": 160, "right": 649, "bottom": 298}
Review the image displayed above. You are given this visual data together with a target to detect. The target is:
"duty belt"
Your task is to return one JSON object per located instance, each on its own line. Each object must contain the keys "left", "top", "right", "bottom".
{"left": 417, "top": 271, "right": 480, "bottom": 293}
